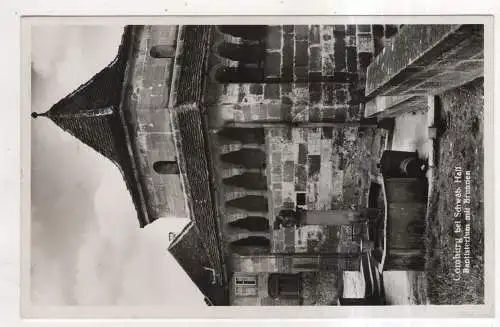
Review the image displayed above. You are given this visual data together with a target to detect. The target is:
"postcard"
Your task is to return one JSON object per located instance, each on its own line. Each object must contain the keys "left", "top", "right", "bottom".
{"left": 20, "top": 15, "right": 494, "bottom": 318}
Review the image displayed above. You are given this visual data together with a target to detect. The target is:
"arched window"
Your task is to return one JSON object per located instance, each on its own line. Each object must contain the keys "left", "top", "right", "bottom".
{"left": 229, "top": 236, "right": 270, "bottom": 255}
{"left": 150, "top": 45, "right": 176, "bottom": 58}
{"left": 228, "top": 216, "right": 269, "bottom": 232}
{"left": 226, "top": 195, "right": 268, "bottom": 212}
{"left": 153, "top": 161, "right": 180, "bottom": 174}
{"left": 223, "top": 172, "right": 267, "bottom": 190}
{"left": 220, "top": 148, "right": 266, "bottom": 169}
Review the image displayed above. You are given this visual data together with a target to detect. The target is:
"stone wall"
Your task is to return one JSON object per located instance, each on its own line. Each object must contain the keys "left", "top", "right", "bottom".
{"left": 272, "top": 225, "right": 363, "bottom": 254}
{"left": 123, "top": 26, "right": 188, "bottom": 219}
{"left": 229, "top": 271, "right": 343, "bottom": 306}
{"left": 229, "top": 272, "right": 301, "bottom": 306}
{"left": 365, "top": 24, "right": 484, "bottom": 99}
{"left": 204, "top": 25, "right": 388, "bottom": 258}
{"left": 205, "top": 24, "right": 372, "bottom": 126}
{"left": 230, "top": 253, "right": 360, "bottom": 273}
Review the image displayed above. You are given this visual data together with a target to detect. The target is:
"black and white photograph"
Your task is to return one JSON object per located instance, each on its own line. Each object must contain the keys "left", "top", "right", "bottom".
{"left": 22, "top": 18, "right": 492, "bottom": 317}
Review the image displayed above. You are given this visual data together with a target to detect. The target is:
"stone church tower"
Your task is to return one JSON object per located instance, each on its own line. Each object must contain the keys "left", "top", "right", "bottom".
{"left": 32, "top": 24, "right": 408, "bottom": 306}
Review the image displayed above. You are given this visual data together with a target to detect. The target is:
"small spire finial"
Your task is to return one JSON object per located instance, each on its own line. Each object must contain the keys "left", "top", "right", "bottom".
{"left": 31, "top": 111, "right": 48, "bottom": 119}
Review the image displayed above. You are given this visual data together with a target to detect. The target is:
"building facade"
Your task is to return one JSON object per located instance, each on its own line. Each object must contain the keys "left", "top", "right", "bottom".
{"left": 35, "top": 23, "right": 486, "bottom": 306}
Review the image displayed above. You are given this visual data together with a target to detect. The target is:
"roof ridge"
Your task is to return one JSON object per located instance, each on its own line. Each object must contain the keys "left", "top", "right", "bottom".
{"left": 168, "top": 220, "right": 195, "bottom": 250}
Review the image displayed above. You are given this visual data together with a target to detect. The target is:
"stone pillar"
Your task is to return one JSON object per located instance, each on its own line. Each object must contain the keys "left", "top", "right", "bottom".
{"left": 304, "top": 210, "right": 355, "bottom": 226}
{"left": 281, "top": 208, "right": 381, "bottom": 226}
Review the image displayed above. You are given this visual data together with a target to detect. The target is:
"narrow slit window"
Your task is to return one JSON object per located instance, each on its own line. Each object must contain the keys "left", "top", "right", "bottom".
{"left": 153, "top": 161, "right": 180, "bottom": 174}
{"left": 150, "top": 45, "right": 176, "bottom": 58}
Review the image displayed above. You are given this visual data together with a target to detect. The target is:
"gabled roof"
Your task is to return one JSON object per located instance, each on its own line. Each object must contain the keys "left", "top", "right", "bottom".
{"left": 169, "top": 222, "right": 229, "bottom": 305}
{"left": 168, "top": 103, "right": 229, "bottom": 305}
{"left": 168, "top": 25, "right": 229, "bottom": 304}
{"left": 32, "top": 24, "right": 228, "bottom": 300}
{"left": 32, "top": 26, "right": 151, "bottom": 227}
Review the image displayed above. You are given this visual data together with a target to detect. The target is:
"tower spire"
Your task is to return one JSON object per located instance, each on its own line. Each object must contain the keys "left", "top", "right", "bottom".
{"left": 31, "top": 111, "right": 48, "bottom": 119}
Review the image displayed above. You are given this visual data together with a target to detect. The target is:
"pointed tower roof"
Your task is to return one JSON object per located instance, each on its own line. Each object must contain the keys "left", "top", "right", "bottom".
{"left": 32, "top": 26, "right": 150, "bottom": 227}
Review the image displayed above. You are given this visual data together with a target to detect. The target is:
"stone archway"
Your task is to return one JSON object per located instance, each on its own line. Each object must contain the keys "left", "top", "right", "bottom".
{"left": 223, "top": 172, "right": 268, "bottom": 190}
{"left": 226, "top": 195, "right": 268, "bottom": 212}
{"left": 220, "top": 148, "right": 267, "bottom": 169}
{"left": 228, "top": 216, "right": 270, "bottom": 232}
{"left": 153, "top": 161, "right": 180, "bottom": 174}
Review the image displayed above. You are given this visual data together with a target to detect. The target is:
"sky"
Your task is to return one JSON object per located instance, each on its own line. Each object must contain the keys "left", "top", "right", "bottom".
{"left": 30, "top": 25, "right": 204, "bottom": 306}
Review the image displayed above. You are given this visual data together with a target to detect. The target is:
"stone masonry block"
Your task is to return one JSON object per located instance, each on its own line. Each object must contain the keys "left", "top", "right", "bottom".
{"left": 358, "top": 52, "right": 373, "bottom": 69}
{"left": 267, "top": 103, "right": 282, "bottom": 119}
{"left": 266, "top": 25, "right": 282, "bottom": 50}
{"left": 295, "top": 164, "right": 307, "bottom": 191}
{"left": 334, "top": 31, "right": 347, "bottom": 72}
{"left": 282, "top": 35, "right": 294, "bottom": 81}
{"left": 273, "top": 191, "right": 283, "bottom": 205}
{"left": 335, "top": 88, "right": 348, "bottom": 104}
{"left": 283, "top": 25, "right": 294, "bottom": 35}
{"left": 322, "top": 83, "right": 339, "bottom": 106}
{"left": 249, "top": 83, "right": 264, "bottom": 95}
{"left": 357, "top": 33, "right": 374, "bottom": 53}
{"left": 295, "top": 40, "right": 309, "bottom": 67}
{"left": 357, "top": 25, "right": 371, "bottom": 33}
{"left": 322, "top": 54, "right": 335, "bottom": 76}
{"left": 309, "top": 82, "right": 322, "bottom": 104}
{"left": 321, "top": 25, "right": 334, "bottom": 41}
{"left": 271, "top": 151, "right": 282, "bottom": 163}
{"left": 346, "top": 46, "right": 358, "bottom": 72}
{"left": 294, "top": 67, "right": 309, "bottom": 82}
{"left": 264, "top": 52, "right": 282, "bottom": 77}
{"left": 283, "top": 199, "right": 295, "bottom": 210}
{"left": 309, "top": 25, "right": 321, "bottom": 45}
{"left": 295, "top": 25, "right": 309, "bottom": 41}
{"left": 309, "top": 106, "right": 321, "bottom": 122}
{"left": 322, "top": 127, "right": 334, "bottom": 139}
{"left": 281, "top": 83, "right": 293, "bottom": 95}
{"left": 346, "top": 35, "right": 357, "bottom": 48}
{"left": 264, "top": 84, "right": 280, "bottom": 100}
{"left": 309, "top": 46, "right": 322, "bottom": 72}
{"left": 322, "top": 106, "right": 335, "bottom": 120}
{"left": 322, "top": 40, "right": 334, "bottom": 54}
{"left": 298, "top": 143, "right": 307, "bottom": 165}
{"left": 284, "top": 161, "right": 295, "bottom": 183}
{"left": 346, "top": 25, "right": 356, "bottom": 35}
{"left": 308, "top": 155, "right": 321, "bottom": 177}
{"left": 365, "top": 25, "right": 483, "bottom": 97}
